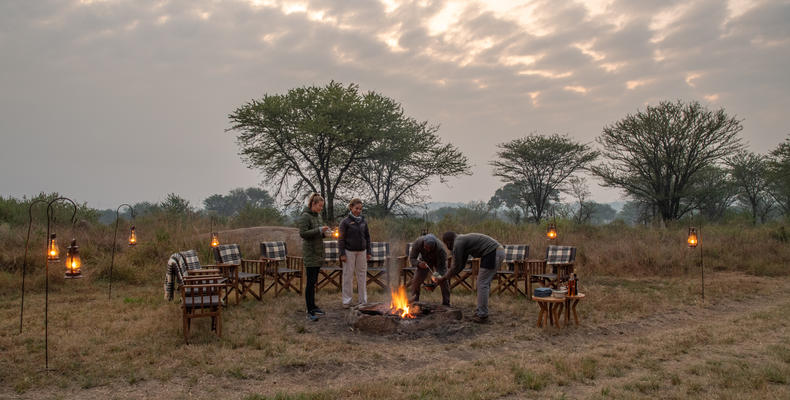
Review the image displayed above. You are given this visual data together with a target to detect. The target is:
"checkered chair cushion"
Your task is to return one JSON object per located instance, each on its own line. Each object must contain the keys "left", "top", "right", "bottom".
{"left": 504, "top": 244, "right": 528, "bottom": 262}
{"left": 260, "top": 241, "right": 287, "bottom": 261}
{"left": 324, "top": 240, "right": 340, "bottom": 262}
{"left": 215, "top": 244, "right": 242, "bottom": 264}
{"left": 179, "top": 250, "right": 203, "bottom": 272}
{"left": 546, "top": 245, "right": 576, "bottom": 264}
{"left": 369, "top": 242, "right": 390, "bottom": 262}
{"left": 164, "top": 250, "right": 203, "bottom": 301}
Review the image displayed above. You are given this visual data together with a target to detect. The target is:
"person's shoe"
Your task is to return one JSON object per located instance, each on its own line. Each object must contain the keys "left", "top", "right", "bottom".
{"left": 313, "top": 308, "right": 325, "bottom": 316}
{"left": 307, "top": 311, "right": 319, "bottom": 321}
{"left": 342, "top": 303, "right": 352, "bottom": 309}
{"left": 471, "top": 315, "right": 489, "bottom": 324}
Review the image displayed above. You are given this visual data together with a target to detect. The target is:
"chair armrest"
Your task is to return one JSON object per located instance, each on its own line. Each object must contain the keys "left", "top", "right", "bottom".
{"left": 286, "top": 255, "right": 304, "bottom": 271}
{"left": 241, "top": 259, "right": 266, "bottom": 273}
{"left": 189, "top": 268, "right": 221, "bottom": 276}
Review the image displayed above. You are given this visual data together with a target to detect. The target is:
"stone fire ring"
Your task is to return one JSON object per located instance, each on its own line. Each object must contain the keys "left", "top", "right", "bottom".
{"left": 345, "top": 302, "right": 463, "bottom": 334}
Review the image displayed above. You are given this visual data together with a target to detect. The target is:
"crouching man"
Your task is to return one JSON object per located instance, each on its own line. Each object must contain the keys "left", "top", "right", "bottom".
{"left": 408, "top": 233, "right": 450, "bottom": 306}
{"left": 435, "top": 232, "right": 504, "bottom": 323}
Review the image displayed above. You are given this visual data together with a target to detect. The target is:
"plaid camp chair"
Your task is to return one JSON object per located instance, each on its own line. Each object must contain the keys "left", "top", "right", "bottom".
{"left": 317, "top": 240, "right": 342, "bottom": 290}
{"left": 494, "top": 244, "right": 530, "bottom": 295}
{"left": 448, "top": 255, "right": 478, "bottom": 291}
{"left": 164, "top": 250, "right": 222, "bottom": 301}
{"left": 531, "top": 245, "right": 577, "bottom": 289}
{"left": 366, "top": 242, "right": 390, "bottom": 289}
{"left": 260, "top": 241, "right": 303, "bottom": 296}
{"left": 397, "top": 243, "right": 416, "bottom": 286}
{"left": 213, "top": 244, "right": 265, "bottom": 302}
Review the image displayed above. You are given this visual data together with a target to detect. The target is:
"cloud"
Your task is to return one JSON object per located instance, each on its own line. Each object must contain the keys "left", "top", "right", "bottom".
{"left": 0, "top": 0, "right": 788, "bottom": 207}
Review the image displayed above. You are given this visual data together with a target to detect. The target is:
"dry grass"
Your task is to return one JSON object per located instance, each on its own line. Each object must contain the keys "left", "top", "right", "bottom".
{"left": 1, "top": 219, "right": 789, "bottom": 399}
{"left": 1, "top": 271, "right": 789, "bottom": 399}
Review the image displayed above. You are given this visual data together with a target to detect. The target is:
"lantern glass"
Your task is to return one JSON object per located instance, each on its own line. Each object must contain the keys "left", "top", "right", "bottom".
{"left": 47, "top": 233, "right": 60, "bottom": 261}
{"left": 332, "top": 228, "right": 339, "bottom": 239}
{"left": 64, "top": 239, "right": 83, "bottom": 278}
{"left": 546, "top": 223, "right": 558, "bottom": 240}
{"left": 128, "top": 226, "right": 137, "bottom": 246}
{"left": 210, "top": 232, "right": 220, "bottom": 248}
{"left": 687, "top": 227, "right": 698, "bottom": 248}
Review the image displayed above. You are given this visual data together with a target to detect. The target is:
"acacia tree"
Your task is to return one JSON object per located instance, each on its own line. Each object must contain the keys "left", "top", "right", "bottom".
{"left": 684, "top": 166, "right": 737, "bottom": 221}
{"left": 767, "top": 135, "right": 790, "bottom": 216}
{"left": 592, "top": 100, "right": 743, "bottom": 221}
{"left": 728, "top": 151, "right": 773, "bottom": 224}
{"left": 228, "top": 82, "right": 392, "bottom": 221}
{"left": 491, "top": 134, "right": 598, "bottom": 223}
{"left": 351, "top": 118, "right": 471, "bottom": 216}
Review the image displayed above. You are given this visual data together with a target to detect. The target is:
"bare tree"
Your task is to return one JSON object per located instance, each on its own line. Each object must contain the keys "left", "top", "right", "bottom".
{"left": 592, "top": 100, "right": 743, "bottom": 221}
{"left": 491, "top": 134, "right": 597, "bottom": 223}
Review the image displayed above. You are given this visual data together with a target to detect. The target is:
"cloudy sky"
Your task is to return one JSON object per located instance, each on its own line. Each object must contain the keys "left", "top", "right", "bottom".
{"left": 1, "top": 0, "right": 788, "bottom": 210}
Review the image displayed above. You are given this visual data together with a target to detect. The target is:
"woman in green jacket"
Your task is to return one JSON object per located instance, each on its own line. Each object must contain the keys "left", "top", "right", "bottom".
{"left": 299, "top": 193, "right": 330, "bottom": 321}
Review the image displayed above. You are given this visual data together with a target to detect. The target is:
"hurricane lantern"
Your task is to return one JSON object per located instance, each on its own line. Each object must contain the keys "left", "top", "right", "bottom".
{"left": 687, "top": 227, "right": 698, "bottom": 248}
{"left": 128, "top": 225, "right": 137, "bottom": 246}
{"left": 47, "top": 234, "right": 59, "bottom": 261}
{"left": 332, "top": 228, "right": 339, "bottom": 239}
{"left": 64, "top": 239, "right": 82, "bottom": 279}
{"left": 546, "top": 222, "right": 558, "bottom": 240}
{"left": 210, "top": 232, "right": 220, "bottom": 248}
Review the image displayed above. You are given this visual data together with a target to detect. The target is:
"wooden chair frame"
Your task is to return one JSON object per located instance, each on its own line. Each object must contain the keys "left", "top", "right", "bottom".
{"left": 181, "top": 276, "right": 224, "bottom": 343}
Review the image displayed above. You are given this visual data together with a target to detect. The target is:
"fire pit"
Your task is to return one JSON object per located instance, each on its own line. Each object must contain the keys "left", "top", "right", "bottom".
{"left": 345, "top": 286, "right": 463, "bottom": 335}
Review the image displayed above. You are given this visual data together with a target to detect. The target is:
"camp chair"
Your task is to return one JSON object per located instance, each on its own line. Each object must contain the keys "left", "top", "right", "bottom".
{"left": 397, "top": 242, "right": 416, "bottom": 286}
{"left": 531, "top": 245, "right": 576, "bottom": 289}
{"left": 213, "top": 244, "right": 264, "bottom": 302}
{"left": 181, "top": 274, "right": 224, "bottom": 343}
{"left": 164, "top": 250, "right": 223, "bottom": 301}
{"left": 448, "top": 255, "right": 478, "bottom": 291}
{"left": 260, "top": 241, "right": 303, "bottom": 296}
{"left": 366, "top": 242, "right": 390, "bottom": 289}
{"left": 317, "top": 240, "right": 343, "bottom": 290}
{"left": 494, "top": 244, "right": 529, "bottom": 295}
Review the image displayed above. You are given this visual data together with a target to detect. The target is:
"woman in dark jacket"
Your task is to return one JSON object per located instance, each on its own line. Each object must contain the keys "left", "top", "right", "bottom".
{"left": 299, "top": 193, "right": 330, "bottom": 321}
{"left": 338, "top": 198, "right": 371, "bottom": 307}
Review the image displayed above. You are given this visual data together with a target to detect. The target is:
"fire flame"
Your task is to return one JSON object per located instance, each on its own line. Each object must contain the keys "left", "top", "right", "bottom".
{"left": 390, "top": 285, "right": 415, "bottom": 319}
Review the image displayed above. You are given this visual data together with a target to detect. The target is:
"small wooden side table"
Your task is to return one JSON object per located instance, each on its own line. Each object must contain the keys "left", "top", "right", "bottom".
{"left": 562, "top": 293, "right": 585, "bottom": 326}
{"left": 531, "top": 296, "right": 565, "bottom": 328}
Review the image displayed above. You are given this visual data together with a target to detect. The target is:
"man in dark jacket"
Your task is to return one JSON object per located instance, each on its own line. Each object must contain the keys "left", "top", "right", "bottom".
{"left": 408, "top": 233, "right": 450, "bottom": 306}
{"left": 436, "top": 231, "right": 504, "bottom": 323}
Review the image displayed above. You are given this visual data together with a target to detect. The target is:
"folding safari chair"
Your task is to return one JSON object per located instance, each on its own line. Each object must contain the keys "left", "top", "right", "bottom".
{"left": 366, "top": 242, "right": 390, "bottom": 289}
{"left": 448, "top": 255, "right": 478, "bottom": 291}
{"left": 317, "top": 240, "right": 343, "bottom": 290}
{"left": 213, "top": 244, "right": 265, "bottom": 302}
{"left": 164, "top": 250, "right": 223, "bottom": 301}
{"left": 260, "top": 241, "right": 303, "bottom": 296}
{"left": 494, "top": 244, "right": 529, "bottom": 295}
{"left": 531, "top": 245, "right": 576, "bottom": 289}
{"left": 397, "top": 242, "right": 416, "bottom": 286}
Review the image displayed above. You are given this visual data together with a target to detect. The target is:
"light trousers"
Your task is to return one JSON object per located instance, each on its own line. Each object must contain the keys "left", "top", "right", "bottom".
{"left": 342, "top": 250, "right": 367, "bottom": 305}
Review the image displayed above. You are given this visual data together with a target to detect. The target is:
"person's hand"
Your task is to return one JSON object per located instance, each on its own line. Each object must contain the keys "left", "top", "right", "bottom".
{"left": 320, "top": 226, "right": 329, "bottom": 233}
{"left": 340, "top": 255, "right": 347, "bottom": 262}
{"left": 366, "top": 253, "right": 372, "bottom": 261}
{"left": 418, "top": 261, "right": 429, "bottom": 270}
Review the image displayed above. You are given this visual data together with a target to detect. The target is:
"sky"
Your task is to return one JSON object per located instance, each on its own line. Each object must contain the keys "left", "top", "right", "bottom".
{"left": 1, "top": 0, "right": 788, "bottom": 210}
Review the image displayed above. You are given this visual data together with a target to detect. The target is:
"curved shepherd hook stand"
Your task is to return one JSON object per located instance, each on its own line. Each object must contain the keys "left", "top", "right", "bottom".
{"left": 19, "top": 199, "right": 48, "bottom": 333}
{"left": 108, "top": 204, "right": 136, "bottom": 300}
{"left": 44, "top": 196, "right": 79, "bottom": 370}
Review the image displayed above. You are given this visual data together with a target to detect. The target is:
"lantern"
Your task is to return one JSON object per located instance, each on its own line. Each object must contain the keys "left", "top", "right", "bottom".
{"left": 687, "top": 227, "right": 698, "bottom": 248}
{"left": 128, "top": 225, "right": 137, "bottom": 246}
{"left": 546, "top": 222, "right": 558, "bottom": 240}
{"left": 210, "top": 232, "right": 220, "bottom": 248}
{"left": 64, "top": 239, "right": 82, "bottom": 278}
{"left": 332, "top": 228, "right": 339, "bottom": 239}
{"left": 47, "top": 233, "right": 59, "bottom": 261}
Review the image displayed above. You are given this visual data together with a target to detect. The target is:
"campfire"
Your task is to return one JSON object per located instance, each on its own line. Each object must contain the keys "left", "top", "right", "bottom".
{"left": 346, "top": 285, "right": 463, "bottom": 335}
{"left": 389, "top": 285, "right": 415, "bottom": 319}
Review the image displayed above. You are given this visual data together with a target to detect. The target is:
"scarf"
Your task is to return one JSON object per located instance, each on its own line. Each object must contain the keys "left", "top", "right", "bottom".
{"left": 349, "top": 212, "right": 363, "bottom": 224}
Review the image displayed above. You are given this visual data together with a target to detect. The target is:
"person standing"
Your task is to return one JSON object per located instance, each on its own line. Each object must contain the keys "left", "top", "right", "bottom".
{"left": 299, "top": 193, "right": 331, "bottom": 321}
{"left": 338, "top": 198, "right": 372, "bottom": 308}
{"left": 436, "top": 232, "right": 504, "bottom": 323}
{"left": 408, "top": 233, "right": 450, "bottom": 306}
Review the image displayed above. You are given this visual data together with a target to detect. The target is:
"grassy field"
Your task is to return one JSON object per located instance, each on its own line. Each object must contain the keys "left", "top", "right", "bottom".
{"left": 1, "top": 220, "right": 789, "bottom": 399}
